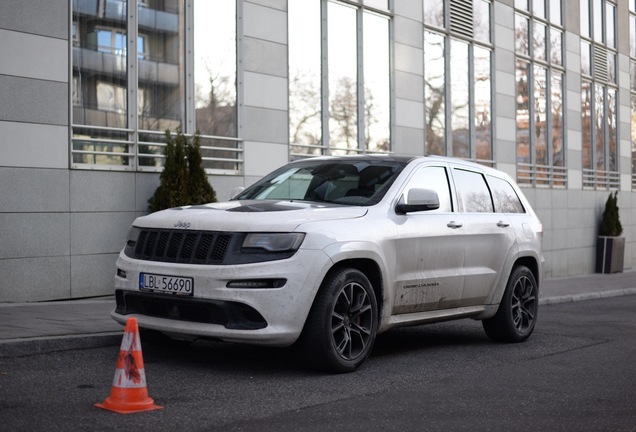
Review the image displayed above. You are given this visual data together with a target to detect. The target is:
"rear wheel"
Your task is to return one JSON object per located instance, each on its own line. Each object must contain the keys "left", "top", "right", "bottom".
{"left": 301, "top": 268, "right": 378, "bottom": 373}
{"left": 482, "top": 265, "right": 538, "bottom": 343}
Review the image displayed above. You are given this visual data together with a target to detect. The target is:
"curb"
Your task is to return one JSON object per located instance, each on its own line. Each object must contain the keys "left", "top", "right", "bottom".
{"left": 0, "top": 332, "right": 122, "bottom": 358}
{"left": 539, "top": 288, "right": 636, "bottom": 305}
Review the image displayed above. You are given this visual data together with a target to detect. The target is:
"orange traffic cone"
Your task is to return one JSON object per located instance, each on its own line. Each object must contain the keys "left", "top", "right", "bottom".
{"left": 95, "top": 317, "right": 163, "bottom": 414}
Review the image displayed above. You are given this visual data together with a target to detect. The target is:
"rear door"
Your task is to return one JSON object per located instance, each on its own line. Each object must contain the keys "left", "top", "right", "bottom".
{"left": 451, "top": 168, "right": 518, "bottom": 306}
{"left": 393, "top": 165, "right": 466, "bottom": 314}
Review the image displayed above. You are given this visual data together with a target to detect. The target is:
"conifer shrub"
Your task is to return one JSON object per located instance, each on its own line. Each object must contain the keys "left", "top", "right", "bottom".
{"left": 148, "top": 128, "right": 217, "bottom": 212}
{"left": 598, "top": 191, "right": 622, "bottom": 237}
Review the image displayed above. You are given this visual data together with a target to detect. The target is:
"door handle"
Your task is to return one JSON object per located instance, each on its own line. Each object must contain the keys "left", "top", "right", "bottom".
{"left": 497, "top": 220, "right": 510, "bottom": 228}
{"left": 447, "top": 221, "right": 463, "bottom": 229}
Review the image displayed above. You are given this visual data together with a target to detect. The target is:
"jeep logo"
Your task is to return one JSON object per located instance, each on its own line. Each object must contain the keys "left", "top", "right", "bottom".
{"left": 174, "top": 221, "right": 191, "bottom": 228}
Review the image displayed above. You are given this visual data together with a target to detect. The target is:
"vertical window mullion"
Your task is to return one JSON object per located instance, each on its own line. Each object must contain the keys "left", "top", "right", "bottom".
{"left": 321, "top": 0, "right": 330, "bottom": 153}
{"left": 185, "top": 0, "right": 195, "bottom": 135}
{"left": 356, "top": 7, "right": 365, "bottom": 153}
{"left": 128, "top": 0, "right": 138, "bottom": 171}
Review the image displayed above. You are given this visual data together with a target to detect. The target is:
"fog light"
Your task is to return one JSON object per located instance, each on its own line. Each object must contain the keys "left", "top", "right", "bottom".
{"left": 226, "top": 279, "right": 287, "bottom": 289}
{"left": 116, "top": 268, "right": 127, "bottom": 279}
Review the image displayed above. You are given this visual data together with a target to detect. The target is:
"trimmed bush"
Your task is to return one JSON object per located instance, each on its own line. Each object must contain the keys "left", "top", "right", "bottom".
{"left": 148, "top": 128, "right": 217, "bottom": 212}
{"left": 599, "top": 191, "right": 622, "bottom": 237}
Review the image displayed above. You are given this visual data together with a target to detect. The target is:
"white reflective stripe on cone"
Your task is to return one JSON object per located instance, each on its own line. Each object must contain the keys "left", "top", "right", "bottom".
{"left": 112, "top": 368, "right": 148, "bottom": 389}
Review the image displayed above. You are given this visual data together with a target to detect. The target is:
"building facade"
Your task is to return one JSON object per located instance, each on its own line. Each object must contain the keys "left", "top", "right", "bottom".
{"left": 1, "top": 0, "right": 635, "bottom": 302}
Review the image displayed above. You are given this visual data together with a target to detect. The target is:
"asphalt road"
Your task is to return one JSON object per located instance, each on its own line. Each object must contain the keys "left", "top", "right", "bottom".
{"left": 1, "top": 296, "right": 635, "bottom": 432}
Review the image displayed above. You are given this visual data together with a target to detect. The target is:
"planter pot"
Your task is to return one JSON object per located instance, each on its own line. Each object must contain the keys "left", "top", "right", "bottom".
{"left": 596, "top": 236, "right": 625, "bottom": 274}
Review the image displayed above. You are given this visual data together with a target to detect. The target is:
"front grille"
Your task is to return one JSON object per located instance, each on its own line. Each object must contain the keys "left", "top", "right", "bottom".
{"left": 115, "top": 290, "right": 267, "bottom": 330}
{"left": 131, "top": 229, "right": 232, "bottom": 265}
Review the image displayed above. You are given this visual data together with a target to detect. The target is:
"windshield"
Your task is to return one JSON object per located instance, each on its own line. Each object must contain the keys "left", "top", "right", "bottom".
{"left": 234, "top": 159, "right": 406, "bottom": 206}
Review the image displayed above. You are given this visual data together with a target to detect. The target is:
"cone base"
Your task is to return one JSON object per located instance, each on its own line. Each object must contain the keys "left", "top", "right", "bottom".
{"left": 95, "top": 397, "right": 163, "bottom": 414}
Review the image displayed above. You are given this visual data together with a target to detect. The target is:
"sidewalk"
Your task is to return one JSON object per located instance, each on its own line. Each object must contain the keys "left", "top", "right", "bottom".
{"left": 1, "top": 271, "right": 635, "bottom": 357}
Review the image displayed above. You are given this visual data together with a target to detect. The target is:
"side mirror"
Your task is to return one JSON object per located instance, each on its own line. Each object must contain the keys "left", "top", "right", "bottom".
{"left": 230, "top": 186, "right": 245, "bottom": 200}
{"left": 395, "top": 188, "right": 440, "bottom": 214}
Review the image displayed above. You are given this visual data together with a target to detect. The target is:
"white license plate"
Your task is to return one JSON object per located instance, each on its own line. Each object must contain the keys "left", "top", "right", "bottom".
{"left": 139, "top": 273, "right": 194, "bottom": 296}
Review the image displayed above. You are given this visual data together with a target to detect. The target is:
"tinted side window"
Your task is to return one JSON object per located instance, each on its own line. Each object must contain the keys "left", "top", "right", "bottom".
{"left": 453, "top": 169, "right": 493, "bottom": 213}
{"left": 488, "top": 176, "right": 525, "bottom": 213}
{"left": 404, "top": 166, "right": 453, "bottom": 212}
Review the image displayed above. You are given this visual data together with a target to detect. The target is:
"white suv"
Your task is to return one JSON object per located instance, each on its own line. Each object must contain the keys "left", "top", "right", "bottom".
{"left": 113, "top": 155, "right": 543, "bottom": 372}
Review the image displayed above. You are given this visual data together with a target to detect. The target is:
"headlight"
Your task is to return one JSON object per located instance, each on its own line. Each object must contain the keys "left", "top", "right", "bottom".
{"left": 242, "top": 233, "right": 305, "bottom": 252}
{"left": 123, "top": 226, "right": 142, "bottom": 257}
{"left": 126, "top": 226, "right": 142, "bottom": 247}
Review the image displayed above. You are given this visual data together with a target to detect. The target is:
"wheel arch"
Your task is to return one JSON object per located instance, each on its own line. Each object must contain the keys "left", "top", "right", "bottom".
{"left": 327, "top": 258, "right": 384, "bottom": 320}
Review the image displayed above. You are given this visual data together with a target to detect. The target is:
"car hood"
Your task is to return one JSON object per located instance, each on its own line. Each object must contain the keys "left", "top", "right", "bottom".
{"left": 134, "top": 200, "right": 368, "bottom": 232}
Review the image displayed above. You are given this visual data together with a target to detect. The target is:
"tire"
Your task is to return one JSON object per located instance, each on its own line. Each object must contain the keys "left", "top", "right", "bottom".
{"left": 482, "top": 265, "right": 538, "bottom": 343}
{"left": 301, "top": 268, "right": 378, "bottom": 373}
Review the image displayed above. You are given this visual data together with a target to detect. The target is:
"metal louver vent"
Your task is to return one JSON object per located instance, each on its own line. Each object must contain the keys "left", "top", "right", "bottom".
{"left": 592, "top": 44, "right": 608, "bottom": 82}
{"left": 450, "top": 0, "right": 473, "bottom": 39}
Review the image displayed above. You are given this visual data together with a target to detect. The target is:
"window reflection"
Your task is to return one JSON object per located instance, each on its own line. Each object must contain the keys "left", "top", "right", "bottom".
{"left": 475, "top": 47, "right": 491, "bottom": 161}
{"left": 328, "top": 2, "right": 358, "bottom": 153}
{"left": 516, "top": 61, "right": 530, "bottom": 165}
{"left": 289, "top": 0, "right": 322, "bottom": 156}
{"left": 194, "top": 0, "right": 236, "bottom": 138}
{"left": 550, "top": 28, "right": 562, "bottom": 66}
{"left": 72, "top": 0, "right": 129, "bottom": 165}
{"left": 551, "top": 73, "right": 564, "bottom": 167}
{"left": 515, "top": 14, "right": 529, "bottom": 56}
{"left": 138, "top": 1, "right": 185, "bottom": 136}
{"left": 424, "top": 0, "right": 444, "bottom": 28}
{"left": 533, "top": 22, "right": 546, "bottom": 61}
{"left": 450, "top": 40, "right": 469, "bottom": 159}
{"left": 595, "top": 84, "right": 605, "bottom": 171}
{"left": 424, "top": 32, "right": 446, "bottom": 156}
{"left": 473, "top": 0, "right": 490, "bottom": 44}
{"left": 363, "top": 13, "right": 390, "bottom": 152}
{"left": 582, "top": 82, "right": 593, "bottom": 170}
{"left": 533, "top": 66, "right": 547, "bottom": 166}
{"left": 608, "top": 88, "right": 617, "bottom": 172}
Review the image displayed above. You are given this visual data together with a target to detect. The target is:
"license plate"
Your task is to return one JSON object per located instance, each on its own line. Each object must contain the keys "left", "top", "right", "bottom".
{"left": 139, "top": 273, "right": 194, "bottom": 296}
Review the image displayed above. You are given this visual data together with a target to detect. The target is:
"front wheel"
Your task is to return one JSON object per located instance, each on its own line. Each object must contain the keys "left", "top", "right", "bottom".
{"left": 482, "top": 265, "right": 538, "bottom": 343}
{"left": 300, "top": 268, "right": 378, "bottom": 373}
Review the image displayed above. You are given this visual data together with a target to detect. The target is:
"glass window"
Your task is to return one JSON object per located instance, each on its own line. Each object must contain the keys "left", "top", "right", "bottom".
{"left": 533, "top": 22, "right": 547, "bottom": 61}
{"left": 515, "top": 14, "right": 530, "bottom": 56}
{"left": 450, "top": 39, "right": 469, "bottom": 159}
{"left": 551, "top": 72, "right": 564, "bottom": 167}
{"left": 606, "top": 2, "right": 615, "bottom": 49}
{"left": 534, "top": 66, "right": 547, "bottom": 166}
{"left": 72, "top": 0, "right": 240, "bottom": 172}
{"left": 474, "top": 0, "right": 490, "bottom": 44}
{"left": 488, "top": 176, "right": 525, "bottom": 213}
{"left": 608, "top": 88, "right": 617, "bottom": 172}
{"left": 593, "top": 0, "right": 603, "bottom": 43}
{"left": 424, "top": 0, "right": 445, "bottom": 28}
{"left": 632, "top": 95, "right": 636, "bottom": 184}
{"left": 631, "top": 16, "right": 636, "bottom": 58}
{"left": 550, "top": 28, "right": 562, "bottom": 66}
{"left": 328, "top": 2, "right": 358, "bottom": 153}
{"left": 289, "top": 0, "right": 322, "bottom": 156}
{"left": 424, "top": 32, "right": 446, "bottom": 156}
{"left": 549, "top": 0, "right": 562, "bottom": 25}
{"left": 404, "top": 166, "right": 453, "bottom": 212}
{"left": 363, "top": 13, "right": 390, "bottom": 152}
{"left": 72, "top": 0, "right": 129, "bottom": 166}
{"left": 194, "top": 0, "right": 236, "bottom": 138}
{"left": 453, "top": 169, "right": 493, "bottom": 213}
{"left": 474, "top": 47, "right": 492, "bottom": 162}
{"left": 580, "top": 0, "right": 590, "bottom": 38}
{"left": 582, "top": 82, "right": 593, "bottom": 170}
{"left": 533, "top": 0, "right": 546, "bottom": 19}
{"left": 289, "top": 0, "right": 391, "bottom": 158}
{"left": 581, "top": 41, "right": 591, "bottom": 75}
{"left": 595, "top": 84, "right": 605, "bottom": 171}
{"left": 516, "top": 61, "right": 530, "bottom": 165}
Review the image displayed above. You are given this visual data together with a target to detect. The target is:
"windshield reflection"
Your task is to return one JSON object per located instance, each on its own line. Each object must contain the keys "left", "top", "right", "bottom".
{"left": 234, "top": 159, "right": 405, "bottom": 206}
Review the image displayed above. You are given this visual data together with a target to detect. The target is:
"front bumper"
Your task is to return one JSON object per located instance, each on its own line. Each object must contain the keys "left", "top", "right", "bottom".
{"left": 112, "top": 248, "right": 331, "bottom": 347}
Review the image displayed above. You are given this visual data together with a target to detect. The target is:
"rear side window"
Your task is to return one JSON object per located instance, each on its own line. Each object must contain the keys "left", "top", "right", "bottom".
{"left": 452, "top": 169, "right": 494, "bottom": 213}
{"left": 487, "top": 175, "right": 525, "bottom": 213}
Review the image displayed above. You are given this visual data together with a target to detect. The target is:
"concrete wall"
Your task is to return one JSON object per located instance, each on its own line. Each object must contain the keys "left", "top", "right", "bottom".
{"left": 1, "top": 0, "right": 635, "bottom": 302}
